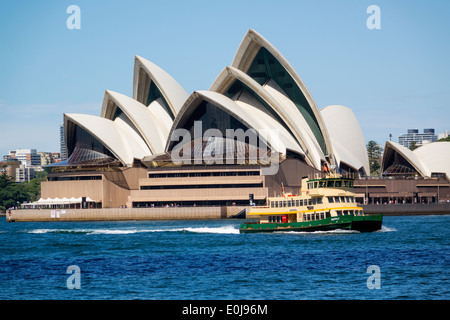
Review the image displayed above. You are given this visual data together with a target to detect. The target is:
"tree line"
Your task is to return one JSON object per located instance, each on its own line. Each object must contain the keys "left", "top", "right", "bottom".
{"left": 0, "top": 171, "right": 47, "bottom": 212}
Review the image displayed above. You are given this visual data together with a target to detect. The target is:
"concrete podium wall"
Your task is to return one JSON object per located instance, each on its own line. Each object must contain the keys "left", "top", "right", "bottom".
{"left": 7, "top": 206, "right": 248, "bottom": 222}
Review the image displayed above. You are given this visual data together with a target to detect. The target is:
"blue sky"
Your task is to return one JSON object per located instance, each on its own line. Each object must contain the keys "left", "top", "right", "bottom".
{"left": 0, "top": 0, "right": 449, "bottom": 156}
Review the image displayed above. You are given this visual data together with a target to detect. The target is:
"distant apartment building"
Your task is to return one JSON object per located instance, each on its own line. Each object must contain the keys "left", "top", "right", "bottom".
{"left": 52, "top": 152, "right": 62, "bottom": 163}
{"left": 4, "top": 149, "right": 41, "bottom": 167}
{"left": 398, "top": 128, "right": 437, "bottom": 149}
{"left": 16, "top": 165, "right": 35, "bottom": 183}
{"left": 37, "top": 152, "right": 55, "bottom": 166}
{"left": 60, "top": 123, "right": 68, "bottom": 161}
{"left": 0, "top": 160, "right": 20, "bottom": 180}
{"left": 438, "top": 130, "right": 450, "bottom": 140}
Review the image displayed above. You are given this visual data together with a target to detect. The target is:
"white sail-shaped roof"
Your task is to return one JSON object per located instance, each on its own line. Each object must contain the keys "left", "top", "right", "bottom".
{"left": 167, "top": 90, "right": 303, "bottom": 156}
{"left": 231, "top": 29, "right": 333, "bottom": 163}
{"left": 382, "top": 141, "right": 431, "bottom": 177}
{"left": 321, "top": 105, "right": 370, "bottom": 176}
{"left": 64, "top": 113, "right": 150, "bottom": 166}
{"left": 133, "top": 55, "right": 189, "bottom": 117}
{"left": 210, "top": 66, "right": 323, "bottom": 169}
{"left": 100, "top": 90, "right": 171, "bottom": 154}
{"left": 383, "top": 141, "right": 450, "bottom": 181}
{"left": 414, "top": 142, "right": 450, "bottom": 181}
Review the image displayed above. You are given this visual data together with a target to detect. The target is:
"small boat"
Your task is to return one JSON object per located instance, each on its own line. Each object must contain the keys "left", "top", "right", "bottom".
{"left": 239, "top": 173, "right": 382, "bottom": 233}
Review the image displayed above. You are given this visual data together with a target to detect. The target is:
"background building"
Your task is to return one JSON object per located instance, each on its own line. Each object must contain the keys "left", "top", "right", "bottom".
{"left": 60, "top": 123, "right": 68, "bottom": 161}
{"left": 4, "top": 149, "right": 41, "bottom": 167}
{"left": 398, "top": 128, "right": 437, "bottom": 149}
{"left": 438, "top": 130, "right": 450, "bottom": 140}
{"left": 16, "top": 165, "right": 35, "bottom": 183}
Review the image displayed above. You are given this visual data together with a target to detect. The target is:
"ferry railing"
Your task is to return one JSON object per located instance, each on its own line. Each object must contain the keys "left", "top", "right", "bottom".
{"left": 307, "top": 172, "right": 356, "bottom": 181}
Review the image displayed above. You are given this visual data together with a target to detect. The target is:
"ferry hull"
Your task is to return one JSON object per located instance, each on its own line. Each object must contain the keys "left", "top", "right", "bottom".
{"left": 239, "top": 215, "right": 382, "bottom": 233}
{"left": 240, "top": 216, "right": 353, "bottom": 233}
{"left": 350, "top": 214, "right": 383, "bottom": 232}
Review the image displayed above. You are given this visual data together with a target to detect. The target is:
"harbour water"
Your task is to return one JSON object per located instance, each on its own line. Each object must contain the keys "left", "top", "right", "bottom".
{"left": 0, "top": 215, "right": 448, "bottom": 300}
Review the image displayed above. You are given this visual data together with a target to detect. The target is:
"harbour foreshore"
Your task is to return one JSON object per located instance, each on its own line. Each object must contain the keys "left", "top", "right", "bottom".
{"left": 362, "top": 203, "right": 450, "bottom": 215}
{"left": 5, "top": 206, "right": 247, "bottom": 222}
{"left": 4, "top": 203, "right": 450, "bottom": 222}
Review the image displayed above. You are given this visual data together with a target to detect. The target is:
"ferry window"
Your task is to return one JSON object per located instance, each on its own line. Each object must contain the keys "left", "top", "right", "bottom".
{"left": 346, "top": 196, "right": 350, "bottom": 203}
{"left": 334, "top": 197, "right": 340, "bottom": 203}
{"left": 306, "top": 214, "right": 310, "bottom": 221}
{"left": 335, "top": 180, "right": 342, "bottom": 187}
{"left": 326, "top": 212, "right": 331, "bottom": 218}
{"left": 314, "top": 182, "right": 318, "bottom": 189}
{"left": 349, "top": 181, "right": 354, "bottom": 187}
{"left": 344, "top": 180, "right": 349, "bottom": 187}
{"left": 296, "top": 200, "right": 300, "bottom": 206}
{"left": 337, "top": 210, "right": 342, "bottom": 216}
{"left": 320, "top": 212, "right": 324, "bottom": 219}
{"left": 343, "top": 210, "right": 348, "bottom": 215}
{"left": 316, "top": 213, "right": 320, "bottom": 220}
{"left": 312, "top": 198, "right": 316, "bottom": 205}
{"left": 300, "top": 199, "right": 304, "bottom": 206}
{"left": 268, "top": 216, "right": 272, "bottom": 223}
{"left": 287, "top": 200, "right": 292, "bottom": 207}
{"left": 319, "top": 181, "right": 325, "bottom": 188}
{"left": 340, "top": 196, "right": 345, "bottom": 203}
{"left": 311, "top": 214, "right": 315, "bottom": 221}
{"left": 350, "top": 197, "right": 355, "bottom": 203}
{"left": 308, "top": 199, "right": 312, "bottom": 206}
{"left": 277, "top": 216, "right": 281, "bottom": 223}
{"left": 327, "top": 180, "right": 334, "bottom": 188}
{"left": 317, "top": 198, "right": 323, "bottom": 204}
{"left": 349, "top": 210, "right": 354, "bottom": 216}
{"left": 283, "top": 201, "right": 287, "bottom": 207}
{"left": 328, "top": 197, "right": 334, "bottom": 203}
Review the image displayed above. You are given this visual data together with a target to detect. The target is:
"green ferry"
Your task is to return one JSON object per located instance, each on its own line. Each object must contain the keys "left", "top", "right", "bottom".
{"left": 240, "top": 173, "right": 383, "bottom": 233}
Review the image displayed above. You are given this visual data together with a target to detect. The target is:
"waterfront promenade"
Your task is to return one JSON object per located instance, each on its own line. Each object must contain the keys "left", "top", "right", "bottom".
{"left": 4, "top": 203, "right": 450, "bottom": 222}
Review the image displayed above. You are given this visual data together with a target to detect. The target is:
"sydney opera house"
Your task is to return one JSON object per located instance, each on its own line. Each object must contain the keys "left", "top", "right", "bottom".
{"left": 41, "top": 29, "right": 449, "bottom": 209}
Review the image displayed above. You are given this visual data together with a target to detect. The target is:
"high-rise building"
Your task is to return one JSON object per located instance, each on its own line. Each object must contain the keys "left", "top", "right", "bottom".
{"left": 60, "top": 123, "right": 68, "bottom": 161}
{"left": 398, "top": 128, "right": 437, "bottom": 149}
{"left": 16, "top": 164, "right": 35, "bottom": 183}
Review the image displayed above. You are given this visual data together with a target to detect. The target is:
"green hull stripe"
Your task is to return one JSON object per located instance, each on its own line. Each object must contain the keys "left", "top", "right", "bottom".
{"left": 240, "top": 214, "right": 382, "bottom": 233}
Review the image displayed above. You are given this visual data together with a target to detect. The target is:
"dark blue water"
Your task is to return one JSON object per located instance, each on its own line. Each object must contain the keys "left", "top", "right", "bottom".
{"left": 0, "top": 215, "right": 448, "bottom": 300}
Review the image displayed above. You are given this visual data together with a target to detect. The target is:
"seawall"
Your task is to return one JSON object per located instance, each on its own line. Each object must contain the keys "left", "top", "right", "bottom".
{"left": 362, "top": 203, "right": 450, "bottom": 216}
{"left": 6, "top": 206, "right": 248, "bottom": 222}
{"left": 5, "top": 203, "right": 450, "bottom": 222}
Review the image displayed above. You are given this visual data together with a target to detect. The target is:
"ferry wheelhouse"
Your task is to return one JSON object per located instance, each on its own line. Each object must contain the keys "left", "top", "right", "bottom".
{"left": 239, "top": 173, "right": 382, "bottom": 233}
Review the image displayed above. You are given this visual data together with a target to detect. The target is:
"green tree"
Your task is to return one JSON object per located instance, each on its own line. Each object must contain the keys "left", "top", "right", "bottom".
{"left": 409, "top": 141, "right": 419, "bottom": 151}
{"left": 367, "top": 140, "right": 382, "bottom": 176}
{"left": 0, "top": 172, "right": 36, "bottom": 212}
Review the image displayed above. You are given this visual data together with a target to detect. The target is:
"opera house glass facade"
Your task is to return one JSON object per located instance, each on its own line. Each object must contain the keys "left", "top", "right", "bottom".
{"left": 46, "top": 29, "right": 440, "bottom": 209}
